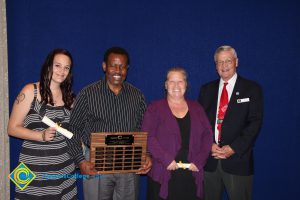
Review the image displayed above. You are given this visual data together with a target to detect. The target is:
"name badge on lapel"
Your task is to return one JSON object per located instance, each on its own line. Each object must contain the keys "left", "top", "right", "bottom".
{"left": 237, "top": 98, "right": 250, "bottom": 103}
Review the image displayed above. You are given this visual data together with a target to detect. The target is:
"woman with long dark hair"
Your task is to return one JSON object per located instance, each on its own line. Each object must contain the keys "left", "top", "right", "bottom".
{"left": 8, "top": 48, "right": 77, "bottom": 199}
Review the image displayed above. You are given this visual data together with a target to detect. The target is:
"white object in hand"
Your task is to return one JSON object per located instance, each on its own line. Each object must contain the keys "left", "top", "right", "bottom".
{"left": 42, "top": 116, "right": 73, "bottom": 139}
{"left": 177, "top": 162, "right": 191, "bottom": 169}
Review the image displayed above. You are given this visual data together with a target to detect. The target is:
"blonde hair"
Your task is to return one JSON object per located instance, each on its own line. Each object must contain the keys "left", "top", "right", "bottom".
{"left": 165, "top": 67, "right": 188, "bottom": 83}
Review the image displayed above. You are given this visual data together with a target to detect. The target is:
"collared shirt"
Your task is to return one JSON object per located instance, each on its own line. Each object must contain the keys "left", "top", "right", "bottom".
{"left": 214, "top": 73, "right": 237, "bottom": 143}
{"left": 66, "top": 79, "right": 147, "bottom": 165}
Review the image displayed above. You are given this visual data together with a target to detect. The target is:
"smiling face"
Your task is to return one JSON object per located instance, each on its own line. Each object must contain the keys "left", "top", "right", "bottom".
{"left": 165, "top": 71, "right": 187, "bottom": 100}
{"left": 215, "top": 50, "right": 238, "bottom": 82}
{"left": 51, "top": 54, "right": 71, "bottom": 84}
{"left": 102, "top": 53, "right": 128, "bottom": 93}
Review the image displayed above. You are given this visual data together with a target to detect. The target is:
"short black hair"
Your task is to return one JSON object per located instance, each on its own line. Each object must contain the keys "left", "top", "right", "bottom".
{"left": 103, "top": 46, "right": 130, "bottom": 65}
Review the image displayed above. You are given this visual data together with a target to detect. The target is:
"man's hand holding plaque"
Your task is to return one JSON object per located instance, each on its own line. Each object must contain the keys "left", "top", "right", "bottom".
{"left": 136, "top": 154, "right": 152, "bottom": 174}
{"left": 79, "top": 160, "right": 98, "bottom": 175}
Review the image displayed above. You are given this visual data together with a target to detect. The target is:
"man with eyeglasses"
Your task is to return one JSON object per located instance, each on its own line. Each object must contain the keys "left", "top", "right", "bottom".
{"left": 67, "top": 46, "right": 152, "bottom": 200}
{"left": 198, "top": 45, "right": 263, "bottom": 200}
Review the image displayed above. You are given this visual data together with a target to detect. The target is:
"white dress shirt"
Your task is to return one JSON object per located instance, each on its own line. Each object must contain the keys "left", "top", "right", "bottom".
{"left": 214, "top": 73, "right": 238, "bottom": 144}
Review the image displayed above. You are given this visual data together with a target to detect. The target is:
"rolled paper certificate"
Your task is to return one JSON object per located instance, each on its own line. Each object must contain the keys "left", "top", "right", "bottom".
{"left": 177, "top": 162, "right": 191, "bottom": 169}
{"left": 42, "top": 116, "right": 73, "bottom": 139}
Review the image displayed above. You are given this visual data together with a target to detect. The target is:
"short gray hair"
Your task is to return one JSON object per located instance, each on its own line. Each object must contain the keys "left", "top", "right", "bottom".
{"left": 214, "top": 45, "right": 238, "bottom": 62}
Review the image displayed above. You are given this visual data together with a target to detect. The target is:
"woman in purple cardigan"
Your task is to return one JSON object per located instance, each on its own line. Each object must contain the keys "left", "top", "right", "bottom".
{"left": 142, "top": 67, "right": 213, "bottom": 200}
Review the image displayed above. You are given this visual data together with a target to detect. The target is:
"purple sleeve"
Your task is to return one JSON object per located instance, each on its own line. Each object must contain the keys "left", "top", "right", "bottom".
{"left": 142, "top": 102, "right": 174, "bottom": 167}
{"left": 189, "top": 102, "right": 213, "bottom": 170}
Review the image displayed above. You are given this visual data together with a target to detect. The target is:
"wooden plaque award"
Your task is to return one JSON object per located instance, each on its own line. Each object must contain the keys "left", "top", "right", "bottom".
{"left": 90, "top": 132, "right": 148, "bottom": 174}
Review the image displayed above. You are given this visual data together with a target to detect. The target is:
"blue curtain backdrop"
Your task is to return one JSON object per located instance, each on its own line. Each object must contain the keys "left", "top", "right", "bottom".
{"left": 6, "top": 0, "right": 300, "bottom": 199}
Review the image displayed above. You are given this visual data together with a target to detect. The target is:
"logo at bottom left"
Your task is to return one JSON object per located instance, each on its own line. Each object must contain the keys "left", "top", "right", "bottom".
{"left": 8, "top": 162, "right": 36, "bottom": 190}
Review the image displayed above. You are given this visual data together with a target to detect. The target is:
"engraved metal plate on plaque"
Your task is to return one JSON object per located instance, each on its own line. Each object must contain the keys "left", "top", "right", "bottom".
{"left": 90, "top": 132, "right": 148, "bottom": 174}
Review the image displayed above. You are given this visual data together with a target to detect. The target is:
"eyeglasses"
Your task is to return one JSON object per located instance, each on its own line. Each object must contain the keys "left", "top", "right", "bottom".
{"left": 215, "top": 59, "right": 234, "bottom": 66}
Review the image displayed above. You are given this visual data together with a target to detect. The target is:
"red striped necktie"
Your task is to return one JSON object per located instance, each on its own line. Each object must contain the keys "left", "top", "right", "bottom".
{"left": 217, "top": 82, "right": 228, "bottom": 144}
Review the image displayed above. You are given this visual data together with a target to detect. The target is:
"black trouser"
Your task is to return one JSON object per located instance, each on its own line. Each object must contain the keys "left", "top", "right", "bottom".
{"left": 204, "top": 161, "right": 253, "bottom": 200}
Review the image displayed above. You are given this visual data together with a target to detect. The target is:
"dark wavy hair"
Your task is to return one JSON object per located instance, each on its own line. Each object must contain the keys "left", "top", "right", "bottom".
{"left": 39, "top": 48, "right": 74, "bottom": 110}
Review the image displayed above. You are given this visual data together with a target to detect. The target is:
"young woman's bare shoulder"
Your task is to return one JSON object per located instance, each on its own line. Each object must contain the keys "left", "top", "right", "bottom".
{"left": 15, "top": 83, "right": 36, "bottom": 104}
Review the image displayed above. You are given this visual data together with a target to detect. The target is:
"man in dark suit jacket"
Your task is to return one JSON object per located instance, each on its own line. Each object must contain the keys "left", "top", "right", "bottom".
{"left": 198, "top": 45, "right": 263, "bottom": 200}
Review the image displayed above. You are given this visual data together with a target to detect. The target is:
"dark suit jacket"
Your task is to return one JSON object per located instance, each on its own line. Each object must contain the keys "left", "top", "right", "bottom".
{"left": 198, "top": 75, "right": 263, "bottom": 176}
